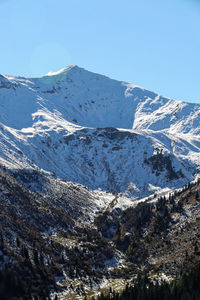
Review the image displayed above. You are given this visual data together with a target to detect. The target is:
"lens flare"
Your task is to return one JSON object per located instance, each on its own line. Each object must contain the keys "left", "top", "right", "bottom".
{"left": 29, "top": 43, "right": 71, "bottom": 77}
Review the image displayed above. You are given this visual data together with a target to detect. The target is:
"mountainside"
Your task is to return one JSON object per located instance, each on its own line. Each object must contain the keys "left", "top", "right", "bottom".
{"left": 1, "top": 166, "right": 200, "bottom": 299}
{"left": 0, "top": 65, "right": 200, "bottom": 199}
{"left": 0, "top": 66, "right": 200, "bottom": 299}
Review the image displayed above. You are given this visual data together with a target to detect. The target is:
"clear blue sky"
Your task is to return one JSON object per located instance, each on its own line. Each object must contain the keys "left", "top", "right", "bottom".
{"left": 0, "top": 0, "right": 200, "bottom": 103}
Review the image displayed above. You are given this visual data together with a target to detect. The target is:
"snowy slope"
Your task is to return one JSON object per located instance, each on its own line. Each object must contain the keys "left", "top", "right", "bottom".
{"left": 0, "top": 65, "right": 199, "bottom": 199}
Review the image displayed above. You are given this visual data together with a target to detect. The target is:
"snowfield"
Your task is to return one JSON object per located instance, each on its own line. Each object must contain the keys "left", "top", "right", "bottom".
{"left": 0, "top": 65, "right": 200, "bottom": 200}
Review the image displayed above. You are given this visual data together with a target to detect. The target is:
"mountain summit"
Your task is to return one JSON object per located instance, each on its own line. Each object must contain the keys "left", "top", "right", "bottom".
{"left": 0, "top": 66, "right": 200, "bottom": 198}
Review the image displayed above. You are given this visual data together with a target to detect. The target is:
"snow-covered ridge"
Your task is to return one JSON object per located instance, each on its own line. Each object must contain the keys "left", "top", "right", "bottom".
{"left": 0, "top": 65, "right": 199, "bottom": 198}
{"left": 45, "top": 65, "right": 77, "bottom": 76}
{"left": 1, "top": 65, "right": 200, "bottom": 133}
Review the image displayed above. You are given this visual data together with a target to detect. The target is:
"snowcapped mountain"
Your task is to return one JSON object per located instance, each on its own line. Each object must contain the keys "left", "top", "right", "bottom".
{"left": 0, "top": 65, "right": 200, "bottom": 199}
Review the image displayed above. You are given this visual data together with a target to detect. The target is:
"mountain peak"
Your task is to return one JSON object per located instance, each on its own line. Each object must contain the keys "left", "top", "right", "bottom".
{"left": 0, "top": 63, "right": 200, "bottom": 200}
{"left": 37, "top": 65, "right": 85, "bottom": 84}
{"left": 45, "top": 65, "right": 79, "bottom": 77}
